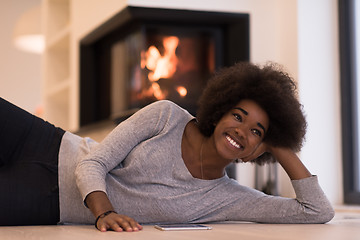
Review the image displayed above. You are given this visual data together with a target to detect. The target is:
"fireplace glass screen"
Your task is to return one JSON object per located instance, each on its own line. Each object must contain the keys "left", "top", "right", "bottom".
{"left": 111, "top": 26, "right": 221, "bottom": 120}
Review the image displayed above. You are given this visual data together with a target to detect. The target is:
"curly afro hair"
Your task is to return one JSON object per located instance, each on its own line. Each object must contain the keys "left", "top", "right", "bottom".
{"left": 196, "top": 62, "right": 307, "bottom": 165}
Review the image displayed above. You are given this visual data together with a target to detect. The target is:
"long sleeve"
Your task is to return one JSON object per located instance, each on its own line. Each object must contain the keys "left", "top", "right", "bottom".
{"left": 75, "top": 100, "right": 178, "bottom": 202}
{"left": 256, "top": 175, "right": 335, "bottom": 223}
{"left": 202, "top": 175, "right": 335, "bottom": 224}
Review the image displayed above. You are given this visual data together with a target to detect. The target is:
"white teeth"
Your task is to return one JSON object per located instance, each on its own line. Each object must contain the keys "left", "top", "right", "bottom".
{"left": 226, "top": 135, "right": 241, "bottom": 149}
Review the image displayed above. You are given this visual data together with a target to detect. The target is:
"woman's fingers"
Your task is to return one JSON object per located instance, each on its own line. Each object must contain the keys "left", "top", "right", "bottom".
{"left": 241, "top": 143, "right": 269, "bottom": 162}
{"left": 114, "top": 215, "right": 139, "bottom": 232}
{"left": 97, "top": 213, "right": 143, "bottom": 232}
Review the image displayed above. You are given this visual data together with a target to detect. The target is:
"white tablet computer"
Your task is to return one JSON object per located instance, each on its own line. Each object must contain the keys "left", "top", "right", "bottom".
{"left": 154, "top": 224, "right": 212, "bottom": 231}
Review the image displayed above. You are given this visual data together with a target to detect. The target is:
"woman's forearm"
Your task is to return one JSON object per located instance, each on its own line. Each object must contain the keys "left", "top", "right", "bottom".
{"left": 270, "top": 147, "right": 311, "bottom": 180}
{"left": 85, "top": 191, "right": 114, "bottom": 218}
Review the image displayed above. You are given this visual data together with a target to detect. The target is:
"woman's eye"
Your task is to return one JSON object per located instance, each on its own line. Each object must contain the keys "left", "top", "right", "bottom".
{"left": 233, "top": 113, "right": 242, "bottom": 122}
{"left": 252, "top": 129, "right": 262, "bottom": 137}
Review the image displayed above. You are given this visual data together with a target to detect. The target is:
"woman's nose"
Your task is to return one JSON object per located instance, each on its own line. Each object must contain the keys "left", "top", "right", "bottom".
{"left": 235, "top": 124, "right": 246, "bottom": 139}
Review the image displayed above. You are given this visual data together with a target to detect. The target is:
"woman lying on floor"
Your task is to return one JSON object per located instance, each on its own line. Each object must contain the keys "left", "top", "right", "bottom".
{"left": 0, "top": 62, "right": 334, "bottom": 232}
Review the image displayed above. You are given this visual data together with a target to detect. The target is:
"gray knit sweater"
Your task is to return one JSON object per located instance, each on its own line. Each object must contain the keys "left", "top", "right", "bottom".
{"left": 58, "top": 100, "right": 334, "bottom": 225}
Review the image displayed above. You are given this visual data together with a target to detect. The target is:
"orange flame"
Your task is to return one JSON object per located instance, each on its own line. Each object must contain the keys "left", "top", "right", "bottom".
{"left": 176, "top": 86, "right": 187, "bottom": 98}
{"left": 140, "top": 36, "right": 181, "bottom": 100}
{"left": 144, "top": 36, "right": 179, "bottom": 82}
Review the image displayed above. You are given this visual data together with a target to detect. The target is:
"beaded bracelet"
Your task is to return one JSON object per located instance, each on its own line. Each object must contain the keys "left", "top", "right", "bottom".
{"left": 95, "top": 210, "right": 117, "bottom": 229}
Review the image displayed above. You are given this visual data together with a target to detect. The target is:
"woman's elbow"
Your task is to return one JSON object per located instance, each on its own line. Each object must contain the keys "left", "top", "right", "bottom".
{"left": 319, "top": 207, "right": 335, "bottom": 223}
{"left": 309, "top": 205, "right": 335, "bottom": 224}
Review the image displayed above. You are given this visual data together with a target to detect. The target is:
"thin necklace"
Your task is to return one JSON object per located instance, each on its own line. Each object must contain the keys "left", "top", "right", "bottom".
{"left": 200, "top": 137, "right": 205, "bottom": 179}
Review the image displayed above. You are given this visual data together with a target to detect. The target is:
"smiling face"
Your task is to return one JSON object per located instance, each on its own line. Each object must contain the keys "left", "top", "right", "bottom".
{"left": 212, "top": 99, "right": 269, "bottom": 162}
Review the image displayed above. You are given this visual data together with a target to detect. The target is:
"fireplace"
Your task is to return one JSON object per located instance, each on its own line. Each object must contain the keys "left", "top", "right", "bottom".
{"left": 80, "top": 6, "right": 249, "bottom": 126}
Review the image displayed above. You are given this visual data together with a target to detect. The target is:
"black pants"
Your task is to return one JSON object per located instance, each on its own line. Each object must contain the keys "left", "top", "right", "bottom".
{"left": 0, "top": 98, "right": 64, "bottom": 225}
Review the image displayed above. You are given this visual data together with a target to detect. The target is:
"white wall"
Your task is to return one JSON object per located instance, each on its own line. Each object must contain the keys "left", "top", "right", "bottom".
{"left": 297, "top": 0, "right": 342, "bottom": 204}
{"left": 0, "top": 0, "right": 42, "bottom": 113}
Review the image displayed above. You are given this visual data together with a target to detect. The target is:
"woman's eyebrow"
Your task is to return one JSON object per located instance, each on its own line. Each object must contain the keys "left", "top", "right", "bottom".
{"left": 234, "top": 107, "right": 248, "bottom": 115}
{"left": 257, "top": 123, "right": 266, "bottom": 134}
{"left": 234, "top": 107, "right": 266, "bottom": 134}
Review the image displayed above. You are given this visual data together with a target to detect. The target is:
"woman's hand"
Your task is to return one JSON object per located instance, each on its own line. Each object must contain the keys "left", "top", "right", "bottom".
{"left": 85, "top": 191, "right": 143, "bottom": 232}
{"left": 240, "top": 142, "right": 269, "bottom": 163}
{"left": 96, "top": 212, "right": 143, "bottom": 232}
{"left": 269, "top": 146, "right": 312, "bottom": 180}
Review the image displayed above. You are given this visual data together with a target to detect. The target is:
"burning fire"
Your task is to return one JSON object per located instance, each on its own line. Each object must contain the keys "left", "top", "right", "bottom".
{"left": 140, "top": 36, "right": 188, "bottom": 100}
{"left": 176, "top": 86, "right": 187, "bottom": 98}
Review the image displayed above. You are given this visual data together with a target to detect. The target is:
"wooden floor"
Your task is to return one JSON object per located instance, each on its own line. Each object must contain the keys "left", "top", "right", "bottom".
{"left": 1, "top": 210, "right": 359, "bottom": 240}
